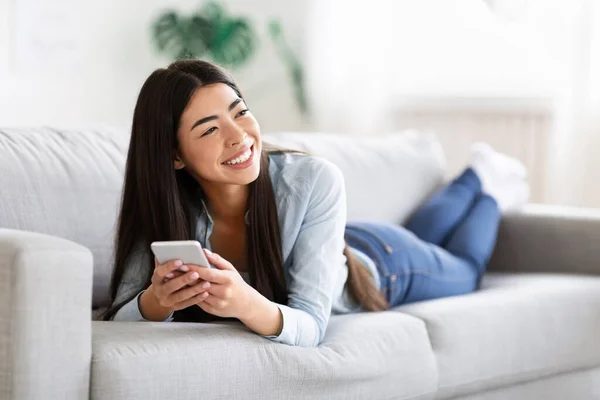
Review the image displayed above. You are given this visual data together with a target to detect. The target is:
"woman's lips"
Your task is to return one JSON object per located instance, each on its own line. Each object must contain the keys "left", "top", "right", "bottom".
{"left": 222, "top": 145, "right": 254, "bottom": 169}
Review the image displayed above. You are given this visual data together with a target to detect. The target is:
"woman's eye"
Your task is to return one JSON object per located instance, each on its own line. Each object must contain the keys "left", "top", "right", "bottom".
{"left": 202, "top": 127, "right": 217, "bottom": 136}
{"left": 236, "top": 109, "right": 249, "bottom": 117}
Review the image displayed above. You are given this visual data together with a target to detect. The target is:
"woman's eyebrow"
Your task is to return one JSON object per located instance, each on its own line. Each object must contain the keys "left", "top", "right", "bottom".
{"left": 190, "top": 98, "right": 243, "bottom": 131}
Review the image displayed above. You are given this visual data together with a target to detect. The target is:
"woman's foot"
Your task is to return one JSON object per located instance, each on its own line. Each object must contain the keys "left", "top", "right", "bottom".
{"left": 470, "top": 142, "right": 530, "bottom": 212}
{"left": 471, "top": 142, "right": 527, "bottom": 180}
{"left": 485, "top": 177, "right": 530, "bottom": 212}
{"left": 508, "top": 179, "right": 530, "bottom": 212}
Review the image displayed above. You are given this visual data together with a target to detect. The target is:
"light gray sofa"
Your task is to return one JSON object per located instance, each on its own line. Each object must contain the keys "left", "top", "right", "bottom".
{"left": 1, "top": 127, "right": 599, "bottom": 400}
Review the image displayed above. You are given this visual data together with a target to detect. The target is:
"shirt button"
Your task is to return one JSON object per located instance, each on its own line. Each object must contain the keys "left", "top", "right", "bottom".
{"left": 390, "top": 275, "right": 397, "bottom": 281}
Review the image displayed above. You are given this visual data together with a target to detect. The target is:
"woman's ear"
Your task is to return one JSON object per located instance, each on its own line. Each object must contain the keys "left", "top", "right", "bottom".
{"left": 173, "top": 152, "right": 185, "bottom": 170}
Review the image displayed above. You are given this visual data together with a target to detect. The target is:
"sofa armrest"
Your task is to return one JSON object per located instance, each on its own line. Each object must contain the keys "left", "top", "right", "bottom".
{"left": 0, "top": 229, "right": 93, "bottom": 400}
{"left": 489, "top": 204, "right": 600, "bottom": 276}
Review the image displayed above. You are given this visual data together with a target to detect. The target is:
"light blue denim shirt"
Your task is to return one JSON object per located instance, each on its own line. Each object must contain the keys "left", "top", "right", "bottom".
{"left": 112, "top": 152, "right": 374, "bottom": 347}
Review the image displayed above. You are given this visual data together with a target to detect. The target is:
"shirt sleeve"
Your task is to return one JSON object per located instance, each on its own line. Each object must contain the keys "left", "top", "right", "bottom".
{"left": 265, "top": 159, "right": 347, "bottom": 347}
{"left": 112, "top": 290, "right": 174, "bottom": 322}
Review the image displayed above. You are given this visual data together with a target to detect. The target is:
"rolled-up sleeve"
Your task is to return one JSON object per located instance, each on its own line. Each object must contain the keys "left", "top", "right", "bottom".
{"left": 265, "top": 160, "right": 347, "bottom": 347}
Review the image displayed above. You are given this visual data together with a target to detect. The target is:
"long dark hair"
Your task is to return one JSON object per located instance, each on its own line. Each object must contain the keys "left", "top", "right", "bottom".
{"left": 102, "top": 60, "right": 287, "bottom": 321}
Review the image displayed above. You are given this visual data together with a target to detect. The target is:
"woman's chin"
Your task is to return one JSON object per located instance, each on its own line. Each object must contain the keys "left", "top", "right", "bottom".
{"left": 215, "top": 163, "right": 260, "bottom": 185}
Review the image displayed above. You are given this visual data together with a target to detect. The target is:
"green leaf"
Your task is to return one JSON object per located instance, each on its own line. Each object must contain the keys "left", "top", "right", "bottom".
{"left": 153, "top": 12, "right": 183, "bottom": 54}
{"left": 209, "top": 19, "right": 255, "bottom": 68}
{"left": 202, "top": 1, "right": 226, "bottom": 24}
{"left": 152, "top": 11, "right": 212, "bottom": 59}
{"left": 151, "top": 2, "right": 257, "bottom": 67}
{"left": 183, "top": 15, "right": 212, "bottom": 57}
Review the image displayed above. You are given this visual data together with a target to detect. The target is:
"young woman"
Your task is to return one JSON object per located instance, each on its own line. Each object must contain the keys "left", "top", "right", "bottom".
{"left": 104, "top": 60, "right": 529, "bottom": 347}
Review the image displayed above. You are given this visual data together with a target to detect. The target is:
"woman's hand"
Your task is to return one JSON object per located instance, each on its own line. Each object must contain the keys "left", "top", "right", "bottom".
{"left": 189, "top": 250, "right": 283, "bottom": 336}
{"left": 141, "top": 259, "right": 212, "bottom": 319}
{"left": 193, "top": 249, "right": 260, "bottom": 319}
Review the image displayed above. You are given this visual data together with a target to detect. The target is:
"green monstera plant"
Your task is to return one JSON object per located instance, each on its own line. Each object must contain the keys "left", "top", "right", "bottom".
{"left": 152, "top": 1, "right": 308, "bottom": 116}
{"left": 153, "top": 1, "right": 255, "bottom": 69}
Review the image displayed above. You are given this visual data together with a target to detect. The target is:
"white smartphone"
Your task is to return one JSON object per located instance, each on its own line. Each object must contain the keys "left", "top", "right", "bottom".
{"left": 150, "top": 240, "right": 213, "bottom": 268}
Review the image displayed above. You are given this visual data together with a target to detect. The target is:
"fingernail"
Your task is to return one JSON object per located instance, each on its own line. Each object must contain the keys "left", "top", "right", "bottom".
{"left": 205, "top": 249, "right": 212, "bottom": 255}
{"left": 174, "top": 260, "right": 183, "bottom": 267}
{"left": 190, "top": 272, "right": 199, "bottom": 280}
{"left": 179, "top": 265, "right": 189, "bottom": 272}
{"left": 165, "top": 272, "right": 174, "bottom": 279}
{"left": 202, "top": 281, "right": 210, "bottom": 288}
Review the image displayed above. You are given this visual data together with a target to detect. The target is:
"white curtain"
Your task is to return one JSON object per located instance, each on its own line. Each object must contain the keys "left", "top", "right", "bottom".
{"left": 545, "top": 0, "right": 600, "bottom": 207}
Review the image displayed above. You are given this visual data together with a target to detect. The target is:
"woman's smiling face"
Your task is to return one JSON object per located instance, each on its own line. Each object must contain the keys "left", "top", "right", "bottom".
{"left": 175, "top": 83, "right": 262, "bottom": 186}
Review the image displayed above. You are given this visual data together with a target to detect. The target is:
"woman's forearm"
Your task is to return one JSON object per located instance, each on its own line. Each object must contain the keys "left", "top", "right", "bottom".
{"left": 240, "top": 292, "right": 283, "bottom": 337}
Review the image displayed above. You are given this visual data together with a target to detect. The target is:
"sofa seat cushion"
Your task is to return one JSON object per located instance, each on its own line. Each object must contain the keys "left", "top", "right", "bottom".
{"left": 395, "top": 273, "right": 600, "bottom": 399}
{"left": 91, "top": 312, "right": 438, "bottom": 400}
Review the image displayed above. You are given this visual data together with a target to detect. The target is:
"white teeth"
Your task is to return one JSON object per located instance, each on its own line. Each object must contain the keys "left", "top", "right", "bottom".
{"left": 224, "top": 148, "right": 252, "bottom": 165}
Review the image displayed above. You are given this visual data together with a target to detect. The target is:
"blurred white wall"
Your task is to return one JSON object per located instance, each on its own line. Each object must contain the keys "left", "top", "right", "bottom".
{"left": 0, "top": 0, "right": 573, "bottom": 133}
{"left": 0, "top": 0, "right": 310, "bottom": 132}
{"left": 305, "top": 0, "right": 563, "bottom": 135}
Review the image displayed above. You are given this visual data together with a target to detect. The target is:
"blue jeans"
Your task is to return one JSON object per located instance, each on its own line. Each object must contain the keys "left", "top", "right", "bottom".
{"left": 344, "top": 168, "right": 501, "bottom": 307}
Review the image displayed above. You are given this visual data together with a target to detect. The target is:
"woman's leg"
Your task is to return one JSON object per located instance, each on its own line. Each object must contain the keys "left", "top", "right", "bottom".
{"left": 391, "top": 194, "right": 501, "bottom": 305}
{"left": 444, "top": 194, "right": 500, "bottom": 275}
{"left": 348, "top": 194, "right": 501, "bottom": 307}
{"left": 405, "top": 143, "right": 529, "bottom": 246}
{"left": 404, "top": 168, "right": 481, "bottom": 246}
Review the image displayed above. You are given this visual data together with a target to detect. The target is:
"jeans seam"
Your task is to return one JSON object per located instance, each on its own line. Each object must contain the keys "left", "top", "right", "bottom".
{"left": 406, "top": 269, "right": 479, "bottom": 282}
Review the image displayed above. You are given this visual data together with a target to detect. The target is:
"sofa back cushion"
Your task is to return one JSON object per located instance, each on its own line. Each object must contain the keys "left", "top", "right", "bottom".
{"left": 263, "top": 131, "right": 446, "bottom": 223}
{"left": 0, "top": 127, "right": 127, "bottom": 308}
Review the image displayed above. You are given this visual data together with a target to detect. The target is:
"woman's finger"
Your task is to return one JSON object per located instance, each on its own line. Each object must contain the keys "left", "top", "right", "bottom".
{"left": 163, "top": 270, "right": 187, "bottom": 282}
{"left": 155, "top": 258, "right": 188, "bottom": 278}
{"left": 202, "top": 294, "right": 226, "bottom": 309}
{"left": 197, "top": 299, "right": 218, "bottom": 315}
{"left": 162, "top": 270, "right": 202, "bottom": 294}
{"left": 204, "top": 249, "right": 236, "bottom": 271}
{"left": 155, "top": 268, "right": 187, "bottom": 286}
{"left": 173, "top": 291, "right": 209, "bottom": 310}
{"left": 169, "top": 280, "right": 211, "bottom": 305}
{"left": 193, "top": 266, "right": 231, "bottom": 284}
{"left": 165, "top": 270, "right": 185, "bottom": 279}
{"left": 205, "top": 283, "right": 231, "bottom": 299}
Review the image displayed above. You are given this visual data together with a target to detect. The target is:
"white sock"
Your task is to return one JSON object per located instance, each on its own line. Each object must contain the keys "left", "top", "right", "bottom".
{"left": 490, "top": 178, "right": 530, "bottom": 212}
{"left": 507, "top": 179, "right": 530, "bottom": 212}
{"left": 471, "top": 142, "right": 527, "bottom": 180}
{"left": 469, "top": 142, "right": 529, "bottom": 212}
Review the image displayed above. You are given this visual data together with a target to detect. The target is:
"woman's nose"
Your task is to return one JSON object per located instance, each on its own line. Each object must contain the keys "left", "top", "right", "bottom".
{"left": 225, "top": 126, "right": 247, "bottom": 148}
